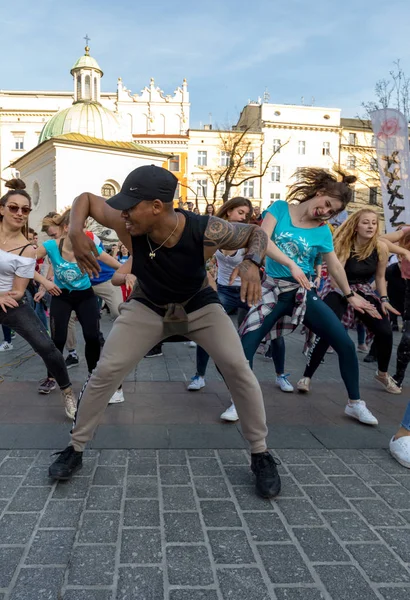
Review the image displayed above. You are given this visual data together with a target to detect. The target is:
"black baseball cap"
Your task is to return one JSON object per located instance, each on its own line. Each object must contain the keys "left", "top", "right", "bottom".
{"left": 107, "top": 165, "right": 178, "bottom": 211}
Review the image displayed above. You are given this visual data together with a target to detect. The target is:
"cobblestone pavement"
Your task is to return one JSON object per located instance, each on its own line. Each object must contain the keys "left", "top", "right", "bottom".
{"left": 1, "top": 447, "right": 410, "bottom": 599}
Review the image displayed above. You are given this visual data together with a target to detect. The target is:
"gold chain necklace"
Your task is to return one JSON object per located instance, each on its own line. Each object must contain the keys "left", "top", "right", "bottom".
{"left": 146, "top": 214, "right": 179, "bottom": 259}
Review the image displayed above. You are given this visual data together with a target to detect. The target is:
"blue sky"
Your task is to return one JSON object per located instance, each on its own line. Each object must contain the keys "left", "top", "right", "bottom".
{"left": 1, "top": 0, "right": 408, "bottom": 127}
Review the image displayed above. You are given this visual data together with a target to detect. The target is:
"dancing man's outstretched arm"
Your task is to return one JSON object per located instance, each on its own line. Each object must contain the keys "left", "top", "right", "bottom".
{"left": 203, "top": 216, "right": 268, "bottom": 306}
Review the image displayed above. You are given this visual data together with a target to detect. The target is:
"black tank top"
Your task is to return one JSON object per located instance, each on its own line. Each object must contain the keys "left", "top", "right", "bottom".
{"left": 344, "top": 248, "right": 378, "bottom": 284}
{"left": 131, "top": 209, "right": 219, "bottom": 310}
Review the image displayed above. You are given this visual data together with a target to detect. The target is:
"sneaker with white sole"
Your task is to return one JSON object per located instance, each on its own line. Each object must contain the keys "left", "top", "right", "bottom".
{"left": 297, "top": 377, "right": 311, "bottom": 393}
{"left": 38, "top": 377, "right": 57, "bottom": 395}
{"left": 220, "top": 403, "right": 239, "bottom": 422}
{"left": 389, "top": 435, "right": 410, "bottom": 469}
{"left": 61, "top": 387, "right": 77, "bottom": 420}
{"left": 374, "top": 371, "right": 402, "bottom": 394}
{"left": 0, "top": 341, "right": 13, "bottom": 352}
{"left": 344, "top": 401, "right": 378, "bottom": 425}
{"left": 187, "top": 375, "right": 205, "bottom": 391}
{"left": 188, "top": 341, "right": 197, "bottom": 348}
{"left": 109, "top": 388, "right": 125, "bottom": 404}
{"left": 275, "top": 374, "right": 294, "bottom": 393}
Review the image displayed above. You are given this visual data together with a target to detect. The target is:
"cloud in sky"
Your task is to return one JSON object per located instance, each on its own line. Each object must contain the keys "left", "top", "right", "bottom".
{"left": 0, "top": 0, "right": 408, "bottom": 126}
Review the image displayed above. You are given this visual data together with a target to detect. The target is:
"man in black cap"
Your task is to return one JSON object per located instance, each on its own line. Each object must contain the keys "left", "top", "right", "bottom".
{"left": 48, "top": 165, "right": 280, "bottom": 498}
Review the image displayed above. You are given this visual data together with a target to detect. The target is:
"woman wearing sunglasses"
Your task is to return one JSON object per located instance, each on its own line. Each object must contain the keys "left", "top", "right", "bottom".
{"left": 0, "top": 178, "right": 76, "bottom": 418}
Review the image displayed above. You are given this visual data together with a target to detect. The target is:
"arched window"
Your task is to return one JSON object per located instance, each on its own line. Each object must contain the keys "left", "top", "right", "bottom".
{"left": 76, "top": 76, "right": 81, "bottom": 100}
{"left": 84, "top": 75, "right": 91, "bottom": 100}
{"left": 93, "top": 77, "right": 97, "bottom": 100}
{"left": 101, "top": 183, "right": 116, "bottom": 198}
{"left": 32, "top": 182, "right": 40, "bottom": 208}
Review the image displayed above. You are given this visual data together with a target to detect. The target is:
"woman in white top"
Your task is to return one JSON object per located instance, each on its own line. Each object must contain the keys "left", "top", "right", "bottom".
{"left": 0, "top": 178, "right": 76, "bottom": 418}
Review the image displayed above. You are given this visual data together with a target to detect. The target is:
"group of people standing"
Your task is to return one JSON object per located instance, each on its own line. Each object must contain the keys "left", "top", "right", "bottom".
{"left": 1, "top": 164, "right": 410, "bottom": 501}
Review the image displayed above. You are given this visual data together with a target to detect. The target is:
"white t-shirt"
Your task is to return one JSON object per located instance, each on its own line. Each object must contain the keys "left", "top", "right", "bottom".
{"left": 0, "top": 248, "right": 36, "bottom": 293}
{"left": 215, "top": 248, "right": 245, "bottom": 286}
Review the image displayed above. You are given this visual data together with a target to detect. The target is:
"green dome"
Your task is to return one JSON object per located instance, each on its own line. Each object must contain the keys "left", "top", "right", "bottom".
{"left": 39, "top": 102, "right": 129, "bottom": 144}
{"left": 71, "top": 48, "right": 103, "bottom": 75}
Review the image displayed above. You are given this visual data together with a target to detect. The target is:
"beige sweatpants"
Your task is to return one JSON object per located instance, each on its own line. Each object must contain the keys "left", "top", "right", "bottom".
{"left": 66, "top": 280, "right": 123, "bottom": 351}
{"left": 71, "top": 300, "right": 268, "bottom": 454}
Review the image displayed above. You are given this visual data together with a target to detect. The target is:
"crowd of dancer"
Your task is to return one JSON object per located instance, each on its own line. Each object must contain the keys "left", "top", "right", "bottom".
{"left": 1, "top": 164, "right": 410, "bottom": 500}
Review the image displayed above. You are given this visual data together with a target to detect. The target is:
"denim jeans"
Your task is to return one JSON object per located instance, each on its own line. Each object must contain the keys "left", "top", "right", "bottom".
{"left": 25, "top": 289, "right": 49, "bottom": 331}
{"left": 2, "top": 326, "right": 12, "bottom": 344}
{"left": 401, "top": 402, "right": 410, "bottom": 431}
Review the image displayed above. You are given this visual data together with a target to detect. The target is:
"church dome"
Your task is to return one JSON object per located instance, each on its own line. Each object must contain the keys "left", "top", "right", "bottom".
{"left": 71, "top": 52, "right": 103, "bottom": 76}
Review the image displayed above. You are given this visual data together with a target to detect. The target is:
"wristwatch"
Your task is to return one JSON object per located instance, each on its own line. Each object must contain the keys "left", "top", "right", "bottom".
{"left": 344, "top": 291, "right": 354, "bottom": 299}
{"left": 243, "top": 253, "right": 263, "bottom": 268}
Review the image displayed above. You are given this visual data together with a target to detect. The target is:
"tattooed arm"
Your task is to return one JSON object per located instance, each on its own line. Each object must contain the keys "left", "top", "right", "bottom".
{"left": 203, "top": 216, "right": 268, "bottom": 306}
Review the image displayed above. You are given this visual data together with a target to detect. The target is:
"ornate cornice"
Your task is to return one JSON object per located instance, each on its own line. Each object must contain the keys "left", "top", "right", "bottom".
{"left": 263, "top": 122, "right": 341, "bottom": 133}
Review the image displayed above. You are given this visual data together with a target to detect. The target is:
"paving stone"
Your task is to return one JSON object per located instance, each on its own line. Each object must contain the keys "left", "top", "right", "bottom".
{"left": 218, "top": 449, "right": 248, "bottom": 464}
{"left": 394, "top": 475, "right": 410, "bottom": 491}
{"left": 243, "top": 511, "right": 290, "bottom": 542}
{"left": 126, "top": 476, "right": 158, "bottom": 498}
{"left": 92, "top": 466, "right": 126, "bottom": 486}
{"left": 164, "top": 511, "right": 204, "bottom": 542}
{"left": 72, "top": 459, "right": 97, "bottom": 477}
{"left": 187, "top": 449, "right": 216, "bottom": 457}
{"left": 0, "top": 458, "right": 34, "bottom": 475}
{"left": 277, "top": 475, "right": 304, "bottom": 498}
{"left": 208, "top": 529, "right": 255, "bottom": 564}
{"left": 169, "top": 591, "right": 218, "bottom": 600}
{"left": 350, "top": 463, "right": 395, "bottom": 485}
{"left": 78, "top": 512, "right": 120, "bottom": 543}
{"left": 274, "top": 589, "right": 326, "bottom": 600}
{"left": 217, "top": 567, "right": 270, "bottom": 600}
{"left": 0, "top": 476, "right": 23, "bottom": 498}
{"left": 167, "top": 545, "right": 213, "bottom": 586}
{"left": 162, "top": 485, "right": 196, "bottom": 510}
{"left": 352, "top": 499, "right": 406, "bottom": 527}
{"left": 323, "top": 510, "right": 378, "bottom": 542}
{"left": 26, "top": 529, "right": 76, "bottom": 564}
{"left": 315, "top": 564, "right": 379, "bottom": 600}
{"left": 160, "top": 465, "right": 191, "bottom": 485}
{"left": 232, "top": 485, "right": 273, "bottom": 510}
{"left": 0, "top": 500, "right": 6, "bottom": 513}
{"left": 35, "top": 450, "right": 59, "bottom": 464}
{"left": 304, "top": 485, "right": 349, "bottom": 510}
{"left": 277, "top": 499, "right": 322, "bottom": 526}
{"left": 328, "top": 475, "right": 375, "bottom": 498}
{"left": 304, "top": 448, "right": 334, "bottom": 457}
{"left": 189, "top": 458, "right": 222, "bottom": 476}
{"left": 369, "top": 455, "right": 410, "bottom": 475}
{"left": 86, "top": 486, "right": 123, "bottom": 510}
{"left": 63, "top": 591, "right": 113, "bottom": 600}
{"left": 400, "top": 510, "right": 410, "bottom": 524}
{"left": 293, "top": 527, "right": 349, "bottom": 562}
{"left": 377, "top": 528, "right": 410, "bottom": 563}
{"left": 68, "top": 545, "right": 116, "bottom": 585}
{"left": 312, "top": 457, "right": 352, "bottom": 475}
{"left": 332, "top": 449, "right": 373, "bottom": 464}
{"left": 288, "top": 465, "right": 328, "bottom": 485}
{"left": 158, "top": 449, "right": 187, "bottom": 464}
{"left": 347, "top": 543, "right": 410, "bottom": 583}
{"left": 9, "top": 567, "right": 65, "bottom": 600}
{"left": 200, "top": 500, "right": 241, "bottom": 527}
{"left": 40, "top": 499, "right": 83, "bottom": 528}
{"left": 0, "top": 450, "right": 8, "bottom": 461}
{"left": 0, "top": 546, "right": 24, "bottom": 587}
{"left": 223, "top": 465, "right": 253, "bottom": 486}
{"left": 52, "top": 477, "right": 91, "bottom": 500}
{"left": 372, "top": 485, "right": 410, "bottom": 510}
{"left": 8, "top": 486, "right": 50, "bottom": 511}
{"left": 276, "top": 449, "right": 313, "bottom": 464}
{"left": 128, "top": 450, "right": 157, "bottom": 460}
{"left": 8, "top": 450, "right": 38, "bottom": 458}
{"left": 0, "top": 512, "right": 38, "bottom": 543}
{"left": 258, "top": 544, "right": 313, "bottom": 583}
{"left": 128, "top": 459, "right": 157, "bottom": 476}
{"left": 124, "top": 499, "right": 160, "bottom": 526}
{"left": 378, "top": 589, "right": 410, "bottom": 600}
{"left": 117, "top": 566, "right": 163, "bottom": 599}
{"left": 194, "top": 477, "right": 230, "bottom": 499}
{"left": 22, "top": 466, "right": 53, "bottom": 487}
{"left": 98, "top": 449, "right": 128, "bottom": 465}
{"left": 120, "top": 529, "right": 162, "bottom": 563}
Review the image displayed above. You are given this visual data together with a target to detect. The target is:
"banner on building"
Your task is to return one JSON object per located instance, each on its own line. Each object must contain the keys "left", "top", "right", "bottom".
{"left": 370, "top": 108, "right": 410, "bottom": 231}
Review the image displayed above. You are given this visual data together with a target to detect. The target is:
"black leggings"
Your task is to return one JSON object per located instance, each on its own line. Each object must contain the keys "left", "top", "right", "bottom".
{"left": 0, "top": 299, "right": 71, "bottom": 389}
{"left": 394, "top": 279, "right": 410, "bottom": 385}
{"left": 241, "top": 288, "right": 360, "bottom": 399}
{"left": 50, "top": 288, "right": 101, "bottom": 374}
{"left": 304, "top": 291, "right": 392, "bottom": 379}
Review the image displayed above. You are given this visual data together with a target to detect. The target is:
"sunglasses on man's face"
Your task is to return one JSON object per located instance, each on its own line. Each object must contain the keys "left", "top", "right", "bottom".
{"left": 6, "top": 203, "right": 32, "bottom": 216}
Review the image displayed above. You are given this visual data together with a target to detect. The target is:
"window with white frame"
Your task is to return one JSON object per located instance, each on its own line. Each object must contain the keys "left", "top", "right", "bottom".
{"left": 369, "top": 187, "right": 378, "bottom": 205}
{"left": 346, "top": 155, "right": 356, "bottom": 169}
{"left": 244, "top": 152, "right": 255, "bottom": 167}
{"left": 13, "top": 136, "right": 24, "bottom": 150}
{"left": 197, "top": 150, "right": 207, "bottom": 166}
{"left": 348, "top": 132, "right": 356, "bottom": 145}
{"left": 243, "top": 180, "right": 254, "bottom": 198}
{"left": 271, "top": 166, "right": 281, "bottom": 182}
{"left": 169, "top": 155, "right": 180, "bottom": 172}
{"left": 197, "top": 179, "right": 208, "bottom": 197}
{"left": 270, "top": 193, "right": 281, "bottom": 200}
{"left": 298, "top": 141, "right": 306, "bottom": 155}
{"left": 220, "top": 151, "right": 231, "bottom": 167}
{"left": 322, "top": 142, "right": 330, "bottom": 156}
{"left": 273, "top": 139, "right": 281, "bottom": 153}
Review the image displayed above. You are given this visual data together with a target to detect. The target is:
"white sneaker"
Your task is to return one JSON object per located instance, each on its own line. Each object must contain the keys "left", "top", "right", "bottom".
{"left": 297, "top": 377, "right": 311, "bottom": 393}
{"left": 389, "top": 435, "right": 410, "bottom": 469}
{"left": 220, "top": 403, "right": 239, "bottom": 422}
{"left": 188, "top": 341, "right": 197, "bottom": 348}
{"left": 345, "top": 401, "right": 378, "bottom": 425}
{"left": 109, "top": 389, "right": 125, "bottom": 404}
{"left": 61, "top": 387, "right": 77, "bottom": 420}
{"left": 276, "top": 374, "right": 294, "bottom": 393}
{"left": 0, "top": 341, "right": 13, "bottom": 352}
{"left": 187, "top": 375, "right": 205, "bottom": 391}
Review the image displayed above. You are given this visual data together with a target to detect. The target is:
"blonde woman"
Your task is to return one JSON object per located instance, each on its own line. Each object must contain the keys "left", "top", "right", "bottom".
{"left": 299, "top": 209, "right": 400, "bottom": 394}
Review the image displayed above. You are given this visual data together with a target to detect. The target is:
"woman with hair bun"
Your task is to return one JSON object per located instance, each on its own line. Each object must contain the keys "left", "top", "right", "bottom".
{"left": 0, "top": 179, "right": 77, "bottom": 418}
{"left": 234, "top": 168, "right": 383, "bottom": 426}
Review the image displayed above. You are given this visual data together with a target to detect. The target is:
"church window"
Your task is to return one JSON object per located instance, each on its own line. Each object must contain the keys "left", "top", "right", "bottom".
{"left": 84, "top": 75, "right": 91, "bottom": 100}
{"left": 94, "top": 77, "right": 97, "bottom": 100}
{"left": 76, "top": 76, "right": 81, "bottom": 100}
{"left": 101, "top": 183, "right": 116, "bottom": 198}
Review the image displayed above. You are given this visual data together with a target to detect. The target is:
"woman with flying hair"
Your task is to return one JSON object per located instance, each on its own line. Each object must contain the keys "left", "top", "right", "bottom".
{"left": 298, "top": 208, "right": 400, "bottom": 395}
{"left": 233, "top": 168, "right": 384, "bottom": 426}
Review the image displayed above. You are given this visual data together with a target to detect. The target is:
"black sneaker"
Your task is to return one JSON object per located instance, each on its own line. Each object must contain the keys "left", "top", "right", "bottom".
{"left": 48, "top": 446, "right": 83, "bottom": 480}
{"left": 38, "top": 377, "right": 57, "bottom": 394}
{"left": 145, "top": 344, "right": 163, "bottom": 358}
{"left": 251, "top": 451, "right": 281, "bottom": 498}
{"left": 363, "top": 353, "right": 377, "bottom": 363}
{"left": 65, "top": 353, "right": 79, "bottom": 369}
